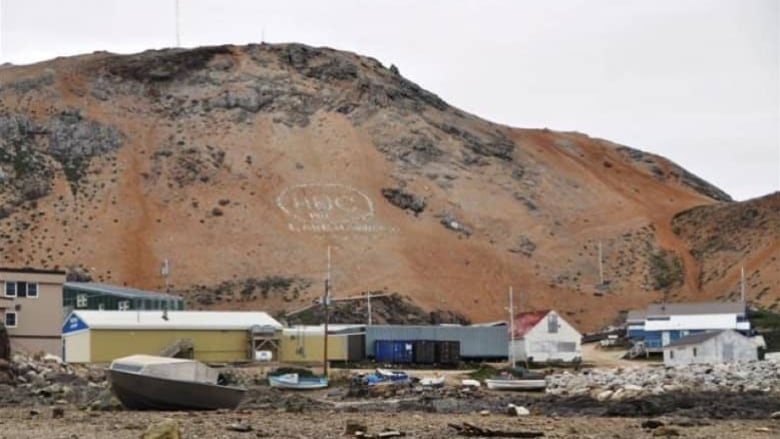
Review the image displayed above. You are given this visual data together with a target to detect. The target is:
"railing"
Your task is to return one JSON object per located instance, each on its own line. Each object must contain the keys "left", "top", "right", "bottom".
{"left": 159, "top": 338, "right": 194, "bottom": 358}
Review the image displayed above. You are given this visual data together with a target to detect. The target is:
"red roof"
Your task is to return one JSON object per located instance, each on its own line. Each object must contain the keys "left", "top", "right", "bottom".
{"left": 510, "top": 310, "right": 550, "bottom": 338}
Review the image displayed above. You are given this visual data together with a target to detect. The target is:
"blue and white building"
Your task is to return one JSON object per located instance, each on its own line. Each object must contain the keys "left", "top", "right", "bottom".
{"left": 626, "top": 301, "right": 750, "bottom": 351}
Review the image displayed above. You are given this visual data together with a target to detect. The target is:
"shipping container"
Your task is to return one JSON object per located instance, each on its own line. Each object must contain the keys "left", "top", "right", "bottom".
{"left": 436, "top": 340, "right": 461, "bottom": 364}
{"left": 374, "top": 340, "right": 414, "bottom": 364}
{"left": 346, "top": 333, "right": 365, "bottom": 362}
{"left": 366, "top": 325, "right": 507, "bottom": 359}
{"left": 412, "top": 340, "right": 436, "bottom": 364}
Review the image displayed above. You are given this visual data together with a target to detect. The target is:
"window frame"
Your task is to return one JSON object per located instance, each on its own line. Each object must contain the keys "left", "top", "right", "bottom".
{"left": 4, "top": 282, "right": 16, "bottom": 298}
{"left": 4, "top": 311, "right": 17, "bottom": 328}
{"left": 25, "top": 282, "right": 38, "bottom": 299}
{"left": 118, "top": 300, "right": 131, "bottom": 311}
{"left": 76, "top": 294, "right": 88, "bottom": 308}
{"left": 547, "top": 313, "right": 559, "bottom": 333}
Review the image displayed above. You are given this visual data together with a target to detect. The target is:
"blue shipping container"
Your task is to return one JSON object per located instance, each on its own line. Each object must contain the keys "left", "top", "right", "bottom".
{"left": 374, "top": 340, "right": 414, "bottom": 363}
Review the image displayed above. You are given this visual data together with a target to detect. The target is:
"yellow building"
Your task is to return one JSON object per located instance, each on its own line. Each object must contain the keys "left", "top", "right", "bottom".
{"left": 279, "top": 325, "right": 365, "bottom": 363}
{"left": 62, "top": 310, "right": 282, "bottom": 363}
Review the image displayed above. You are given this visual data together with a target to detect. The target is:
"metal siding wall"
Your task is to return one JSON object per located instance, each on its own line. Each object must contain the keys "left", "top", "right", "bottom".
{"left": 365, "top": 326, "right": 507, "bottom": 358}
{"left": 63, "top": 331, "right": 90, "bottom": 363}
{"left": 89, "top": 329, "right": 249, "bottom": 363}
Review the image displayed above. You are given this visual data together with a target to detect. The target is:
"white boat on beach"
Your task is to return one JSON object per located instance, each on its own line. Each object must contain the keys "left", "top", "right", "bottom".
{"left": 484, "top": 377, "right": 547, "bottom": 391}
{"left": 268, "top": 373, "right": 329, "bottom": 390}
{"left": 419, "top": 375, "right": 446, "bottom": 387}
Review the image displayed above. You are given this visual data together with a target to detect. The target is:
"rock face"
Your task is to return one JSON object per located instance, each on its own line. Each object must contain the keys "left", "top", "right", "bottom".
{"left": 0, "top": 43, "right": 776, "bottom": 329}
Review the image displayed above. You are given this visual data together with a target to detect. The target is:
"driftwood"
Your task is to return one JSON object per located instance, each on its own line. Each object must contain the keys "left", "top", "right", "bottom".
{"left": 448, "top": 423, "right": 544, "bottom": 438}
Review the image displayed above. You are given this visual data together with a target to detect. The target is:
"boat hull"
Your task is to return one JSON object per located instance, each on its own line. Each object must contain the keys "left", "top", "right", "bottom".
{"left": 108, "top": 369, "right": 246, "bottom": 410}
{"left": 485, "top": 379, "right": 546, "bottom": 391}
{"left": 268, "top": 375, "right": 328, "bottom": 390}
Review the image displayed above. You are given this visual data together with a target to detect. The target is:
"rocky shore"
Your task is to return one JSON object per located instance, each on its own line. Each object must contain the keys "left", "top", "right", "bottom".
{"left": 2, "top": 353, "right": 780, "bottom": 437}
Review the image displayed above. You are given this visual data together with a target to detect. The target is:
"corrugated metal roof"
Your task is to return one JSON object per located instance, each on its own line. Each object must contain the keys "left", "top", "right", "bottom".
{"left": 665, "top": 330, "right": 724, "bottom": 348}
{"left": 626, "top": 309, "right": 647, "bottom": 322}
{"left": 69, "top": 310, "right": 282, "bottom": 331}
{"left": 64, "top": 282, "right": 182, "bottom": 300}
{"left": 647, "top": 302, "right": 745, "bottom": 316}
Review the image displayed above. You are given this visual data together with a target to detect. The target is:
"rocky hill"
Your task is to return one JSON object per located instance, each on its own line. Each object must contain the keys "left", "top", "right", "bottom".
{"left": 0, "top": 43, "right": 776, "bottom": 330}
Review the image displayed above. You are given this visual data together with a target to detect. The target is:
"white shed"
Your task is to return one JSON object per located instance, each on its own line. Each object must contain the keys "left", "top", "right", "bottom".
{"left": 663, "top": 329, "right": 757, "bottom": 366}
{"left": 510, "top": 310, "right": 581, "bottom": 363}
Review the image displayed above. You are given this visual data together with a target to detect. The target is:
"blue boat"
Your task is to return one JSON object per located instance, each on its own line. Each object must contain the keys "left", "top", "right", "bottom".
{"left": 363, "top": 368, "right": 410, "bottom": 386}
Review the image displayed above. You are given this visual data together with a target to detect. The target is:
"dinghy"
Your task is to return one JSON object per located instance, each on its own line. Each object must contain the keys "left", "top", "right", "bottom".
{"left": 268, "top": 373, "right": 329, "bottom": 390}
{"left": 419, "top": 375, "right": 446, "bottom": 387}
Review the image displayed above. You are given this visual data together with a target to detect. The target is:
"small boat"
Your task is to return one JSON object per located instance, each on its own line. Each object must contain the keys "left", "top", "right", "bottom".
{"left": 484, "top": 377, "right": 547, "bottom": 390}
{"left": 376, "top": 368, "right": 410, "bottom": 382}
{"left": 107, "top": 355, "right": 246, "bottom": 410}
{"left": 461, "top": 379, "right": 481, "bottom": 388}
{"left": 419, "top": 375, "right": 446, "bottom": 387}
{"left": 363, "top": 368, "right": 410, "bottom": 386}
{"left": 268, "top": 373, "right": 329, "bottom": 390}
{"left": 484, "top": 367, "right": 547, "bottom": 391}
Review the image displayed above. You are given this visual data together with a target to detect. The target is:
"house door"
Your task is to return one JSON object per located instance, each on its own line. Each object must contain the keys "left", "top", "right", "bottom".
{"left": 723, "top": 343, "right": 734, "bottom": 362}
{"left": 661, "top": 331, "right": 670, "bottom": 346}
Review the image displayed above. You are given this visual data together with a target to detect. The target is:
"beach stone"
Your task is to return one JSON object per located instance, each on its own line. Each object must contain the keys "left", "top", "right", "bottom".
{"left": 641, "top": 419, "right": 664, "bottom": 429}
{"left": 507, "top": 404, "right": 530, "bottom": 416}
{"left": 142, "top": 418, "right": 180, "bottom": 439}
{"left": 770, "top": 411, "right": 780, "bottom": 419}
{"left": 227, "top": 421, "right": 252, "bottom": 432}
{"left": 345, "top": 420, "right": 367, "bottom": 435}
{"left": 479, "top": 409, "right": 490, "bottom": 416}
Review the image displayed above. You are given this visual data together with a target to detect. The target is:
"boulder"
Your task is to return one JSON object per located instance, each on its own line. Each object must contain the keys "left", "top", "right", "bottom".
{"left": 507, "top": 404, "right": 530, "bottom": 416}
{"left": 142, "top": 418, "right": 180, "bottom": 439}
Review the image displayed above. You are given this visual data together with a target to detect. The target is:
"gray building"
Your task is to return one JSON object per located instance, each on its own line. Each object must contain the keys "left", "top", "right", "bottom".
{"left": 365, "top": 323, "right": 508, "bottom": 359}
{"left": 663, "top": 329, "right": 757, "bottom": 366}
{"left": 63, "top": 282, "right": 184, "bottom": 314}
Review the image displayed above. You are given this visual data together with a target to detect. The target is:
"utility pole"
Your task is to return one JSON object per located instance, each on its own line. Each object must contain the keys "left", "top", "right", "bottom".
{"left": 161, "top": 258, "right": 170, "bottom": 293}
{"left": 508, "top": 286, "right": 515, "bottom": 368}
{"left": 740, "top": 264, "right": 745, "bottom": 303}
{"left": 367, "top": 290, "right": 372, "bottom": 326}
{"left": 322, "top": 246, "right": 331, "bottom": 377}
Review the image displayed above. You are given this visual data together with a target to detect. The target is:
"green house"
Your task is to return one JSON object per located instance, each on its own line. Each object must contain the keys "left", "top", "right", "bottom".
{"left": 63, "top": 282, "right": 184, "bottom": 313}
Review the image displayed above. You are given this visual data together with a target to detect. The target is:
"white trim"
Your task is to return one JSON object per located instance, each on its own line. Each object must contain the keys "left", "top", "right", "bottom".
{"left": 4, "top": 282, "right": 16, "bottom": 298}
{"left": 4, "top": 311, "right": 17, "bottom": 328}
{"left": 26, "top": 282, "right": 38, "bottom": 299}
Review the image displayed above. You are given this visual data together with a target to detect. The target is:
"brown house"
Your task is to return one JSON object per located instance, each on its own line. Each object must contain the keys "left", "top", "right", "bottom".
{"left": 0, "top": 267, "right": 66, "bottom": 356}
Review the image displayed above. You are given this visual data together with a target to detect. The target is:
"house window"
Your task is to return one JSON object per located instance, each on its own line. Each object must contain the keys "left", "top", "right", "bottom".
{"left": 4, "top": 282, "right": 16, "bottom": 297}
{"left": 98, "top": 303, "right": 105, "bottom": 311}
{"left": 3, "top": 282, "right": 37, "bottom": 298}
{"left": 118, "top": 300, "right": 131, "bottom": 311}
{"left": 548, "top": 314, "right": 558, "bottom": 333}
{"left": 76, "top": 294, "right": 88, "bottom": 308}
{"left": 693, "top": 347, "right": 697, "bottom": 357}
{"left": 4, "top": 312, "right": 17, "bottom": 328}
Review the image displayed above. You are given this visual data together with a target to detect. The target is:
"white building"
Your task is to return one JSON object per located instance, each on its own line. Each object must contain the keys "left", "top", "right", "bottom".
{"left": 627, "top": 301, "right": 749, "bottom": 351}
{"left": 510, "top": 310, "right": 581, "bottom": 363}
{"left": 663, "top": 329, "right": 757, "bottom": 366}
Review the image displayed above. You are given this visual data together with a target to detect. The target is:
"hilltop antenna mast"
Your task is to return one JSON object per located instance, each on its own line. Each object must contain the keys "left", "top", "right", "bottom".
{"left": 598, "top": 241, "right": 604, "bottom": 285}
{"left": 174, "top": 0, "right": 181, "bottom": 47}
{"left": 0, "top": 0, "right": 5, "bottom": 61}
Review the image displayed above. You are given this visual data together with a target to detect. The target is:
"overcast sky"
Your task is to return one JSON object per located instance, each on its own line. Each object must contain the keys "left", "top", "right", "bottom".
{"left": 1, "top": 0, "right": 777, "bottom": 201}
